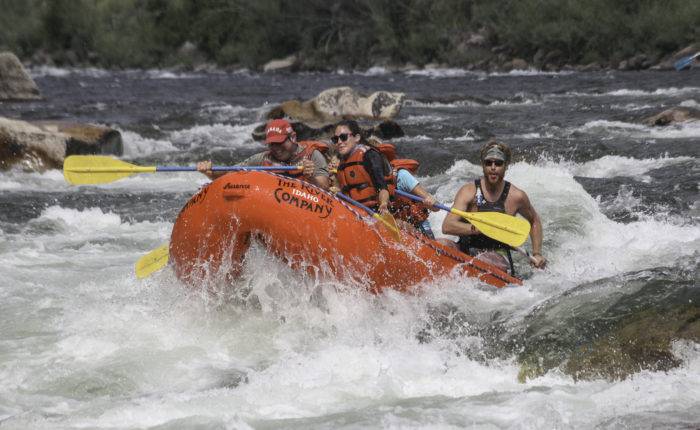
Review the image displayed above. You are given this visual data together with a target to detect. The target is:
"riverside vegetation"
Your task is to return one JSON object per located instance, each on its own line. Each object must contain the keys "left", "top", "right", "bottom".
{"left": 1, "top": 0, "right": 698, "bottom": 71}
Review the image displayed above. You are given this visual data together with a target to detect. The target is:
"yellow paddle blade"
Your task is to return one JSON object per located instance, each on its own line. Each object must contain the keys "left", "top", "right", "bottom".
{"left": 452, "top": 208, "right": 531, "bottom": 247}
{"left": 63, "top": 155, "right": 156, "bottom": 185}
{"left": 135, "top": 244, "right": 170, "bottom": 279}
{"left": 373, "top": 212, "right": 402, "bottom": 242}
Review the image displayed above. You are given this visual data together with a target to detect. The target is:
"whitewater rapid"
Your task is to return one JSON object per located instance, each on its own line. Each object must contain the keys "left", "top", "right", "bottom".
{"left": 0, "top": 68, "right": 698, "bottom": 429}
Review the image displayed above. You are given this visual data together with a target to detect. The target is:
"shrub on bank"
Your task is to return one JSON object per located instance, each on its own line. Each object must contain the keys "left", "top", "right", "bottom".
{"left": 0, "top": 0, "right": 697, "bottom": 70}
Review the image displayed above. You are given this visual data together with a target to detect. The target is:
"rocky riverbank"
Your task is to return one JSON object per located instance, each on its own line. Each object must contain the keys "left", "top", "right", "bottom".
{"left": 21, "top": 41, "right": 700, "bottom": 74}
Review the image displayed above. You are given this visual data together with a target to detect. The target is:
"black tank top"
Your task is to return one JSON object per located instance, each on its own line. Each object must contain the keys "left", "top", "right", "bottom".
{"left": 457, "top": 179, "right": 511, "bottom": 252}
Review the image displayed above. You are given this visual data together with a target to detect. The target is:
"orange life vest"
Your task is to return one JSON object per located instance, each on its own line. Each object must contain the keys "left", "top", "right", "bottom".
{"left": 263, "top": 140, "right": 330, "bottom": 178}
{"left": 336, "top": 143, "right": 429, "bottom": 227}
{"left": 389, "top": 159, "right": 430, "bottom": 225}
{"left": 336, "top": 144, "right": 395, "bottom": 208}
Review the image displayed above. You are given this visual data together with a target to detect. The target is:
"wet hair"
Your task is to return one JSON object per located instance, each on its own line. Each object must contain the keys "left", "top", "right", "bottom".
{"left": 479, "top": 139, "right": 512, "bottom": 164}
{"left": 335, "top": 119, "right": 367, "bottom": 144}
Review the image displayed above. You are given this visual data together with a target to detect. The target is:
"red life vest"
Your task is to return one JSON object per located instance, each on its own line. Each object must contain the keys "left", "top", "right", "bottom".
{"left": 336, "top": 144, "right": 395, "bottom": 208}
{"left": 263, "top": 140, "right": 329, "bottom": 178}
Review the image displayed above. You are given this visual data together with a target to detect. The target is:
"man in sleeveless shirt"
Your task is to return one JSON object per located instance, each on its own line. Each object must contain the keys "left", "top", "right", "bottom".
{"left": 442, "top": 140, "right": 546, "bottom": 273}
{"left": 197, "top": 119, "right": 330, "bottom": 190}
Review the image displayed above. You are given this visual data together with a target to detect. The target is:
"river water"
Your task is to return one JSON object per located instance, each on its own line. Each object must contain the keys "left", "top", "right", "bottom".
{"left": 0, "top": 67, "right": 698, "bottom": 429}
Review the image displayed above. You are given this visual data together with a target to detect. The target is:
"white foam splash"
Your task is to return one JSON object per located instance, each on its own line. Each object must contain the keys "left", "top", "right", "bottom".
{"left": 609, "top": 103, "right": 655, "bottom": 111}
{"left": 563, "top": 87, "right": 700, "bottom": 98}
{"left": 405, "top": 68, "right": 472, "bottom": 78}
{"left": 606, "top": 87, "right": 700, "bottom": 97}
{"left": 29, "top": 66, "right": 110, "bottom": 78}
{"left": 0, "top": 168, "right": 69, "bottom": 192}
{"left": 355, "top": 66, "right": 391, "bottom": 76}
{"left": 575, "top": 119, "right": 700, "bottom": 139}
{"left": 120, "top": 130, "right": 178, "bottom": 158}
{"left": 144, "top": 69, "right": 201, "bottom": 79}
{"left": 569, "top": 154, "right": 694, "bottom": 181}
{"left": 34, "top": 206, "right": 130, "bottom": 234}
{"left": 403, "top": 114, "right": 448, "bottom": 124}
{"left": 490, "top": 98, "right": 539, "bottom": 106}
{"left": 405, "top": 99, "right": 482, "bottom": 108}
{"left": 393, "top": 134, "right": 433, "bottom": 142}
{"left": 199, "top": 103, "right": 252, "bottom": 122}
{"left": 490, "top": 68, "right": 575, "bottom": 77}
{"left": 444, "top": 130, "right": 477, "bottom": 141}
{"left": 169, "top": 123, "right": 257, "bottom": 150}
{"left": 512, "top": 132, "right": 554, "bottom": 139}
{"left": 680, "top": 99, "right": 700, "bottom": 108}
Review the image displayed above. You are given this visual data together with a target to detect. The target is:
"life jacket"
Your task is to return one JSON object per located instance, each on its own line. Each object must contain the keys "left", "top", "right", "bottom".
{"left": 336, "top": 144, "right": 395, "bottom": 208}
{"left": 263, "top": 140, "right": 329, "bottom": 178}
{"left": 457, "top": 179, "right": 515, "bottom": 274}
{"left": 337, "top": 142, "right": 430, "bottom": 230}
{"left": 389, "top": 158, "right": 430, "bottom": 226}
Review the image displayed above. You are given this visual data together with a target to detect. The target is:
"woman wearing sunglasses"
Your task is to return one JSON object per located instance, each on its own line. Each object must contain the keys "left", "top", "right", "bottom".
{"left": 441, "top": 140, "right": 546, "bottom": 274}
{"left": 332, "top": 120, "right": 438, "bottom": 237}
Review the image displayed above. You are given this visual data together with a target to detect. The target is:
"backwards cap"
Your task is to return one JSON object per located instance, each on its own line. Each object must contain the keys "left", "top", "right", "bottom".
{"left": 265, "top": 119, "right": 294, "bottom": 144}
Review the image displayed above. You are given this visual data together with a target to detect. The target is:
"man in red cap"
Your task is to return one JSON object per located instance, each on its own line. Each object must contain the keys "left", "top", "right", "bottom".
{"left": 197, "top": 119, "right": 330, "bottom": 190}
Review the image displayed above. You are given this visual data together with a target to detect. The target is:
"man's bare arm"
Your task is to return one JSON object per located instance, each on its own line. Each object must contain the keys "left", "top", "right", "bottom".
{"left": 515, "top": 191, "right": 546, "bottom": 268}
{"left": 442, "top": 184, "right": 477, "bottom": 236}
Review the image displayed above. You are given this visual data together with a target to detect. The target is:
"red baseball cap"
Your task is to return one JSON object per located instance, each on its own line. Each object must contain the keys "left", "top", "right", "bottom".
{"left": 264, "top": 119, "right": 294, "bottom": 144}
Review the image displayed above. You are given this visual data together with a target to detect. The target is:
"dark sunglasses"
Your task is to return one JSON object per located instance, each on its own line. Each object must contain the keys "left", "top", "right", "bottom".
{"left": 331, "top": 133, "right": 352, "bottom": 144}
{"left": 483, "top": 159, "right": 504, "bottom": 167}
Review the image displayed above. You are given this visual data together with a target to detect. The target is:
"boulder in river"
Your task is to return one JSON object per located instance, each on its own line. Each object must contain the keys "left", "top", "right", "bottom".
{"left": 0, "top": 117, "right": 122, "bottom": 171}
{"left": 266, "top": 86, "right": 405, "bottom": 128}
{"left": 0, "top": 52, "right": 42, "bottom": 100}
{"left": 642, "top": 107, "right": 700, "bottom": 126}
{"left": 516, "top": 267, "right": 699, "bottom": 382}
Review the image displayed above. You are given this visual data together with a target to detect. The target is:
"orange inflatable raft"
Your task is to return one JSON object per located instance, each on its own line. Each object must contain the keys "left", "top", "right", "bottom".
{"left": 170, "top": 171, "right": 521, "bottom": 292}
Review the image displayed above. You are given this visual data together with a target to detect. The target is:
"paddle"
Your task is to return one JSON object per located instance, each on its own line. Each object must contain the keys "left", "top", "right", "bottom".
{"left": 135, "top": 243, "right": 169, "bottom": 279}
{"left": 674, "top": 52, "right": 699, "bottom": 71}
{"left": 63, "top": 155, "right": 302, "bottom": 185}
{"left": 394, "top": 189, "right": 530, "bottom": 248}
{"left": 335, "top": 191, "right": 402, "bottom": 242}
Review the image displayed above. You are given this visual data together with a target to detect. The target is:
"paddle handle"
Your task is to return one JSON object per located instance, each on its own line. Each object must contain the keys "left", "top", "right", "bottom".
{"left": 156, "top": 165, "right": 301, "bottom": 172}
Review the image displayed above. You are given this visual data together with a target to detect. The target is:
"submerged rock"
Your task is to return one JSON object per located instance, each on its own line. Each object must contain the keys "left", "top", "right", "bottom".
{"left": 0, "top": 52, "right": 42, "bottom": 100}
{"left": 642, "top": 107, "right": 700, "bottom": 126}
{"left": 0, "top": 117, "right": 122, "bottom": 171}
{"left": 517, "top": 266, "right": 699, "bottom": 382}
{"left": 266, "top": 86, "right": 405, "bottom": 128}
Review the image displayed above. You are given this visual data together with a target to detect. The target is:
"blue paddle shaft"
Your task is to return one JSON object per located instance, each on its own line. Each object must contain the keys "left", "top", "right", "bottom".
{"left": 156, "top": 165, "right": 300, "bottom": 172}
{"left": 336, "top": 191, "right": 376, "bottom": 215}
{"left": 395, "top": 189, "right": 450, "bottom": 211}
